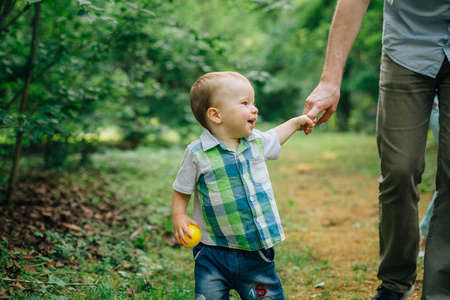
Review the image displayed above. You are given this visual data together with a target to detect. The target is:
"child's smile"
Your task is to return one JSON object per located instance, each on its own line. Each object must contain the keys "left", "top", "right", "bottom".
{"left": 247, "top": 117, "right": 257, "bottom": 128}
{"left": 214, "top": 79, "right": 258, "bottom": 140}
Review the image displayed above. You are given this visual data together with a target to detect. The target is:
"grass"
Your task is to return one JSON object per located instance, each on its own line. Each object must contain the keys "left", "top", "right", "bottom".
{"left": 1, "top": 128, "right": 437, "bottom": 299}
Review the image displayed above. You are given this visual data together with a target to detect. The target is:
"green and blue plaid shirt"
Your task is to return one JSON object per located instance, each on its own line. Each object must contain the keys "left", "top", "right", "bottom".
{"left": 173, "top": 129, "right": 285, "bottom": 251}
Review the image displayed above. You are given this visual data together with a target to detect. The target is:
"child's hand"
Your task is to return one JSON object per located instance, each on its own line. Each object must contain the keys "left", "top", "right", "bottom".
{"left": 276, "top": 114, "right": 316, "bottom": 145}
{"left": 295, "top": 115, "right": 315, "bottom": 133}
{"left": 173, "top": 214, "right": 199, "bottom": 246}
{"left": 303, "top": 117, "right": 316, "bottom": 135}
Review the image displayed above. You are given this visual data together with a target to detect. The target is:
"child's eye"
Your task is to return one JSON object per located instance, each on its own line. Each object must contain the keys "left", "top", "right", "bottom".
{"left": 242, "top": 102, "right": 248, "bottom": 105}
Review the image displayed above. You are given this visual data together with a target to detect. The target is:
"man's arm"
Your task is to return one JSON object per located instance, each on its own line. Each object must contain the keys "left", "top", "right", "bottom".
{"left": 303, "top": 0, "right": 371, "bottom": 126}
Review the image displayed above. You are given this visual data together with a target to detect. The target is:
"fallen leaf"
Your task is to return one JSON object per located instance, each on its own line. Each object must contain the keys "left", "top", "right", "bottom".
{"left": 126, "top": 288, "right": 136, "bottom": 296}
{"left": 315, "top": 281, "right": 325, "bottom": 289}
{"left": 62, "top": 223, "right": 82, "bottom": 232}
{"left": 46, "top": 260, "right": 55, "bottom": 268}
{"left": 14, "top": 282, "right": 26, "bottom": 292}
{"left": 55, "top": 261, "right": 65, "bottom": 268}
{"left": 162, "top": 232, "right": 177, "bottom": 247}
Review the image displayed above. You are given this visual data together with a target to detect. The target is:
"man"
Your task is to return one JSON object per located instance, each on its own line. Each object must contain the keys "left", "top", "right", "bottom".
{"left": 302, "top": 0, "right": 450, "bottom": 299}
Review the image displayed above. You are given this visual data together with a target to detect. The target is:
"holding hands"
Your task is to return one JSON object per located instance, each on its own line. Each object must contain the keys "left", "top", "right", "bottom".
{"left": 303, "top": 80, "right": 340, "bottom": 133}
{"left": 297, "top": 115, "right": 316, "bottom": 135}
{"left": 275, "top": 114, "right": 315, "bottom": 145}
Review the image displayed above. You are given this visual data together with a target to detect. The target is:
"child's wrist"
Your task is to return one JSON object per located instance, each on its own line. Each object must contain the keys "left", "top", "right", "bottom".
{"left": 172, "top": 212, "right": 186, "bottom": 219}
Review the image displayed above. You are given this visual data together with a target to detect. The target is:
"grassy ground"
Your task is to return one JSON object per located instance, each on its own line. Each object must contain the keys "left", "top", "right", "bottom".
{"left": 1, "top": 130, "right": 437, "bottom": 299}
{"left": 269, "top": 131, "right": 434, "bottom": 299}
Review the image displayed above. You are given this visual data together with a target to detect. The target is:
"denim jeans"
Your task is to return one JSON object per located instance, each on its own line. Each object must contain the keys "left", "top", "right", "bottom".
{"left": 193, "top": 243, "right": 285, "bottom": 300}
{"left": 419, "top": 105, "right": 439, "bottom": 237}
{"left": 376, "top": 51, "right": 450, "bottom": 298}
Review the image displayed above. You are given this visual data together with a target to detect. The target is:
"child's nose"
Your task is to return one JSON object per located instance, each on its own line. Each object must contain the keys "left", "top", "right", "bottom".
{"left": 252, "top": 105, "right": 258, "bottom": 114}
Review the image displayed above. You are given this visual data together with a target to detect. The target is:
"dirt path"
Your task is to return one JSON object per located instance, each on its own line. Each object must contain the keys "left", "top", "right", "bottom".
{"left": 271, "top": 143, "right": 428, "bottom": 299}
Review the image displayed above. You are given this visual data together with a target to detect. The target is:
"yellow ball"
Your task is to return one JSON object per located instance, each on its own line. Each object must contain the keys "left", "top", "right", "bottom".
{"left": 183, "top": 225, "right": 201, "bottom": 248}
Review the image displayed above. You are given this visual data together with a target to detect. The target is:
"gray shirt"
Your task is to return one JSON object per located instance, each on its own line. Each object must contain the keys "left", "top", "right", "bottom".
{"left": 382, "top": 0, "right": 450, "bottom": 78}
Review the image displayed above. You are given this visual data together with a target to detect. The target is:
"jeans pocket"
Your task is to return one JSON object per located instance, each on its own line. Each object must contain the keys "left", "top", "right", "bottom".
{"left": 256, "top": 247, "right": 275, "bottom": 263}
{"left": 193, "top": 243, "right": 205, "bottom": 261}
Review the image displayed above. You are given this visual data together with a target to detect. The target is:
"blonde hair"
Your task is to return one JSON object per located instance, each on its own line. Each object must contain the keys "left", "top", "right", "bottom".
{"left": 190, "top": 71, "right": 250, "bottom": 129}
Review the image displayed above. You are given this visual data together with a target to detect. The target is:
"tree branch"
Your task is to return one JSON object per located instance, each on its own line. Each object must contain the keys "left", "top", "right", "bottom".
{"left": 0, "top": 1, "right": 31, "bottom": 35}
{"left": 5, "top": 2, "right": 41, "bottom": 203}
{"left": 1, "top": 41, "right": 89, "bottom": 111}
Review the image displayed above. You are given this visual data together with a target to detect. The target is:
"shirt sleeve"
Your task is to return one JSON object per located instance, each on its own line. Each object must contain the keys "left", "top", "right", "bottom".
{"left": 259, "top": 128, "right": 281, "bottom": 161}
{"left": 172, "top": 147, "right": 200, "bottom": 195}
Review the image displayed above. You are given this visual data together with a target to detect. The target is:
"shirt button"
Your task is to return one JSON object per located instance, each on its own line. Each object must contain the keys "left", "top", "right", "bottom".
{"left": 250, "top": 196, "right": 255, "bottom": 201}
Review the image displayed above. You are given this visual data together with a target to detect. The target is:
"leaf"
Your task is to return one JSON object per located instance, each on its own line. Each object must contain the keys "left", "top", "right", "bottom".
{"left": 37, "top": 115, "right": 50, "bottom": 125}
{"left": 314, "top": 281, "right": 325, "bottom": 289}
{"left": 77, "top": 0, "right": 92, "bottom": 5}
{"left": 125, "top": 1, "right": 138, "bottom": 9}
{"left": 1, "top": 115, "right": 15, "bottom": 127}
{"left": 122, "top": 263, "right": 133, "bottom": 269}
{"left": 48, "top": 275, "right": 66, "bottom": 287}
{"left": 27, "top": 0, "right": 42, "bottom": 3}
{"left": 62, "top": 223, "right": 82, "bottom": 232}
{"left": 162, "top": 232, "right": 177, "bottom": 246}
{"left": 141, "top": 9, "right": 156, "bottom": 16}
{"left": 54, "top": 123, "right": 68, "bottom": 133}
{"left": 14, "top": 282, "right": 26, "bottom": 292}
{"left": 42, "top": 126, "right": 55, "bottom": 135}
{"left": 99, "top": 16, "right": 118, "bottom": 23}
{"left": 118, "top": 271, "right": 130, "bottom": 278}
{"left": 88, "top": 4, "right": 104, "bottom": 11}
{"left": 33, "top": 231, "right": 44, "bottom": 237}
{"left": 46, "top": 105, "right": 64, "bottom": 116}
{"left": 55, "top": 261, "right": 65, "bottom": 268}
{"left": 81, "top": 11, "right": 98, "bottom": 23}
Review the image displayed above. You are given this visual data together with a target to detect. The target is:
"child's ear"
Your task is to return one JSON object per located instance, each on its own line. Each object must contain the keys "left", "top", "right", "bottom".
{"left": 207, "top": 107, "right": 222, "bottom": 125}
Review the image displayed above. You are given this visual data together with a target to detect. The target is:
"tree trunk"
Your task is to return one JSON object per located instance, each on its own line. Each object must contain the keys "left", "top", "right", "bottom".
{"left": 337, "top": 91, "right": 351, "bottom": 131}
{"left": 4, "top": 3, "right": 41, "bottom": 204}
{"left": 337, "top": 58, "right": 353, "bottom": 131}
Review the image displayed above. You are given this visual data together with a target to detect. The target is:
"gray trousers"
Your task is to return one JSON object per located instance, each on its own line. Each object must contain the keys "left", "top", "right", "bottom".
{"left": 376, "top": 51, "right": 450, "bottom": 298}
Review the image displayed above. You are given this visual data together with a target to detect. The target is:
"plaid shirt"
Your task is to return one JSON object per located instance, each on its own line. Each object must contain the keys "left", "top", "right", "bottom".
{"left": 173, "top": 129, "right": 285, "bottom": 251}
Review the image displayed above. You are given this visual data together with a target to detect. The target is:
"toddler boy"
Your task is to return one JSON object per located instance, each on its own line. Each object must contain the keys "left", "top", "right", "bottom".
{"left": 172, "top": 71, "right": 313, "bottom": 299}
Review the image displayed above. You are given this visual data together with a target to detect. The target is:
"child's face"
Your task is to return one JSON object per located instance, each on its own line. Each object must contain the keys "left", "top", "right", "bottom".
{"left": 215, "top": 80, "right": 258, "bottom": 138}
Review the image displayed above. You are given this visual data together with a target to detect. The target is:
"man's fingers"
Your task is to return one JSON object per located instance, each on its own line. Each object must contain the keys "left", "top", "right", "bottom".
{"left": 317, "top": 109, "right": 334, "bottom": 125}
{"left": 303, "top": 101, "right": 313, "bottom": 115}
{"left": 306, "top": 106, "right": 322, "bottom": 120}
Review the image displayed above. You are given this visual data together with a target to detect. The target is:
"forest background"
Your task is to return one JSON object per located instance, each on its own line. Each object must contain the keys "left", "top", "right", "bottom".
{"left": 1, "top": 0, "right": 383, "bottom": 196}
{"left": 2, "top": 0, "right": 434, "bottom": 299}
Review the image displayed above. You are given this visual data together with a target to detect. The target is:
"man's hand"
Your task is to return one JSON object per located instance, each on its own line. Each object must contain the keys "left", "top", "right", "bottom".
{"left": 303, "top": 81, "right": 341, "bottom": 132}
{"left": 301, "top": 0, "right": 370, "bottom": 135}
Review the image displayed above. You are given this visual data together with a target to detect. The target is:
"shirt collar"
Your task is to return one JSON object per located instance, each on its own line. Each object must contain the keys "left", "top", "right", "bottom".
{"left": 199, "top": 129, "right": 257, "bottom": 152}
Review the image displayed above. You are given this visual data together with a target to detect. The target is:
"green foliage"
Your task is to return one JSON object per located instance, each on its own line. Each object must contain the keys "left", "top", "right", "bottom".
{"left": 0, "top": 0, "right": 385, "bottom": 198}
